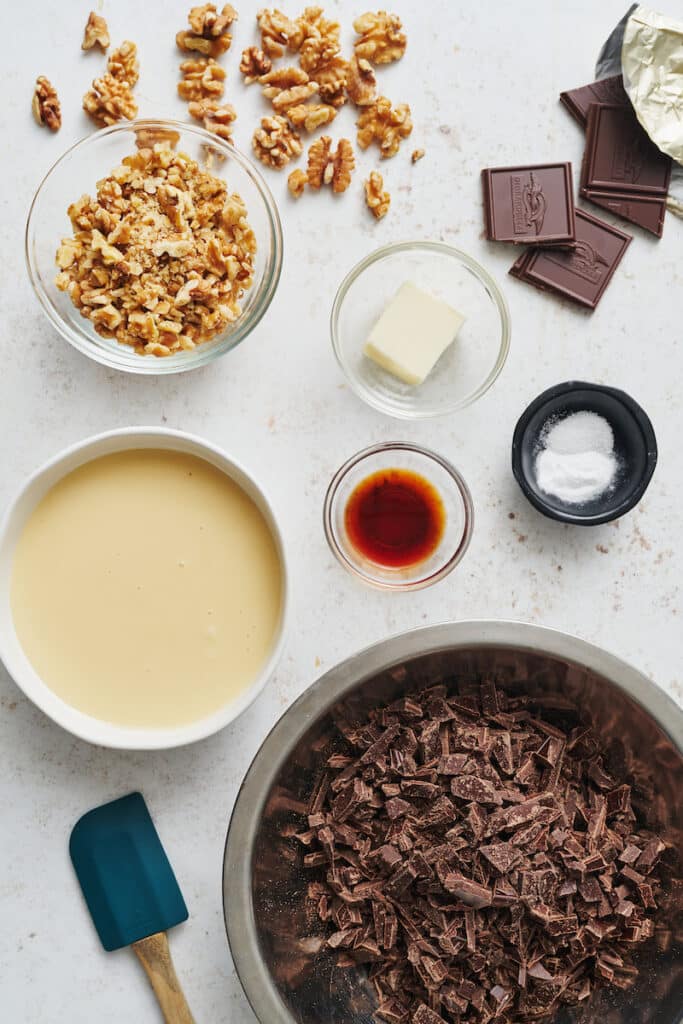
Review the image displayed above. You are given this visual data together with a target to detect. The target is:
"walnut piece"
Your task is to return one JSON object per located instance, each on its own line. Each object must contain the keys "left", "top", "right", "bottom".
{"left": 314, "top": 56, "right": 348, "bottom": 108}
{"left": 239, "top": 45, "right": 272, "bottom": 83}
{"left": 83, "top": 74, "right": 137, "bottom": 126}
{"left": 269, "top": 81, "right": 319, "bottom": 113}
{"left": 82, "top": 11, "right": 110, "bottom": 51}
{"left": 135, "top": 127, "right": 181, "bottom": 149}
{"left": 259, "top": 65, "right": 310, "bottom": 94}
{"left": 107, "top": 41, "right": 139, "bottom": 86}
{"left": 55, "top": 145, "right": 256, "bottom": 357}
{"left": 252, "top": 115, "right": 302, "bottom": 169}
{"left": 287, "top": 103, "right": 336, "bottom": 132}
{"left": 178, "top": 58, "right": 226, "bottom": 101}
{"left": 287, "top": 168, "right": 308, "bottom": 198}
{"left": 353, "top": 11, "right": 407, "bottom": 64}
{"left": 365, "top": 170, "right": 390, "bottom": 218}
{"left": 346, "top": 55, "right": 376, "bottom": 106}
{"left": 177, "top": 3, "right": 237, "bottom": 58}
{"left": 189, "top": 99, "right": 237, "bottom": 141}
{"left": 32, "top": 76, "right": 61, "bottom": 132}
{"left": 297, "top": 6, "right": 341, "bottom": 73}
{"left": 357, "top": 96, "right": 412, "bottom": 158}
{"left": 306, "top": 136, "right": 355, "bottom": 192}
{"left": 257, "top": 8, "right": 300, "bottom": 58}
{"left": 411, "top": 147, "right": 425, "bottom": 163}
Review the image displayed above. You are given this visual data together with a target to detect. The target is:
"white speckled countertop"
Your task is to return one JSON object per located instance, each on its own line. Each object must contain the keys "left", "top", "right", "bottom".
{"left": 2, "top": 1, "right": 681, "bottom": 1020}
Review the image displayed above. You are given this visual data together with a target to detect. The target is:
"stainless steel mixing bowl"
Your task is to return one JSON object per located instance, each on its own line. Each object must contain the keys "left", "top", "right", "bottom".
{"left": 223, "top": 621, "right": 683, "bottom": 1024}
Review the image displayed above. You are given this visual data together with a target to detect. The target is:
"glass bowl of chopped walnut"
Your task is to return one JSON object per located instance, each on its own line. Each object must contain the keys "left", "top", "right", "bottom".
{"left": 26, "top": 119, "right": 283, "bottom": 373}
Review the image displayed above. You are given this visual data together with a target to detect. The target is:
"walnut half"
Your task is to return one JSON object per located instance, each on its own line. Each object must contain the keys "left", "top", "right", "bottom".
{"left": 239, "top": 45, "right": 272, "bottom": 84}
{"left": 306, "top": 136, "right": 355, "bottom": 193}
{"left": 188, "top": 99, "right": 237, "bottom": 142}
{"left": 83, "top": 74, "right": 137, "bottom": 126}
{"left": 82, "top": 11, "right": 110, "bottom": 51}
{"left": 178, "top": 57, "right": 226, "bottom": 101}
{"left": 107, "top": 41, "right": 139, "bottom": 87}
{"left": 365, "top": 170, "right": 390, "bottom": 219}
{"left": 357, "top": 96, "right": 412, "bottom": 158}
{"left": 177, "top": 3, "right": 238, "bottom": 58}
{"left": 353, "top": 11, "right": 407, "bottom": 64}
{"left": 346, "top": 56, "right": 376, "bottom": 107}
{"left": 32, "top": 76, "right": 61, "bottom": 131}
{"left": 252, "top": 115, "right": 302, "bottom": 169}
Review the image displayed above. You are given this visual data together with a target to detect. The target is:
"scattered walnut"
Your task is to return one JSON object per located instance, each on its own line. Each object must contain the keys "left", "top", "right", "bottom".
{"left": 297, "top": 7, "right": 341, "bottom": 74}
{"left": 83, "top": 74, "right": 137, "bottom": 126}
{"left": 239, "top": 45, "right": 272, "bottom": 84}
{"left": 411, "top": 147, "right": 425, "bottom": 163}
{"left": 287, "top": 102, "right": 336, "bottom": 132}
{"left": 55, "top": 146, "right": 256, "bottom": 356}
{"left": 346, "top": 55, "right": 376, "bottom": 106}
{"left": 259, "top": 65, "right": 310, "bottom": 95}
{"left": 269, "top": 81, "right": 319, "bottom": 113}
{"left": 135, "top": 127, "right": 181, "bottom": 149}
{"left": 353, "top": 11, "right": 407, "bottom": 64}
{"left": 107, "top": 41, "right": 139, "bottom": 87}
{"left": 178, "top": 58, "right": 226, "bottom": 101}
{"left": 287, "top": 168, "right": 308, "bottom": 198}
{"left": 365, "top": 170, "right": 390, "bottom": 218}
{"left": 306, "top": 136, "right": 355, "bottom": 192}
{"left": 177, "top": 3, "right": 237, "bottom": 57}
{"left": 32, "top": 76, "right": 61, "bottom": 132}
{"left": 189, "top": 99, "right": 237, "bottom": 141}
{"left": 357, "top": 96, "right": 412, "bottom": 158}
{"left": 252, "top": 115, "right": 302, "bottom": 169}
{"left": 257, "top": 8, "right": 300, "bottom": 59}
{"left": 314, "top": 56, "right": 348, "bottom": 108}
{"left": 82, "top": 11, "right": 110, "bottom": 51}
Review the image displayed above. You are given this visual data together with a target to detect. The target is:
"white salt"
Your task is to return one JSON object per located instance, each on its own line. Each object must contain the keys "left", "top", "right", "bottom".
{"left": 535, "top": 411, "right": 618, "bottom": 505}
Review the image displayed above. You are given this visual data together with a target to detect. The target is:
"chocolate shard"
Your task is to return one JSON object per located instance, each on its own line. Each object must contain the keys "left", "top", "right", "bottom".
{"left": 441, "top": 871, "right": 493, "bottom": 908}
{"left": 450, "top": 775, "right": 501, "bottom": 805}
{"left": 479, "top": 841, "right": 522, "bottom": 874}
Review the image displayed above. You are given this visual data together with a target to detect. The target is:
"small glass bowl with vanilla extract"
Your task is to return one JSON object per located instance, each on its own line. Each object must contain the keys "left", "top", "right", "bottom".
{"left": 323, "top": 443, "right": 474, "bottom": 590}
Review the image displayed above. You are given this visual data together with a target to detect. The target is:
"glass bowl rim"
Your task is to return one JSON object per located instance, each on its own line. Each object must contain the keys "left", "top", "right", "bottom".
{"left": 329, "top": 239, "right": 511, "bottom": 420}
{"left": 323, "top": 441, "right": 474, "bottom": 591}
{"left": 25, "top": 118, "right": 284, "bottom": 376}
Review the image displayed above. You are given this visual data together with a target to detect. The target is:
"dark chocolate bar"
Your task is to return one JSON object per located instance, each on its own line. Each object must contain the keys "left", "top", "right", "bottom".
{"left": 581, "top": 103, "right": 672, "bottom": 197}
{"left": 482, "top": 163, "right": 575, "bottom": 245}
{"left": 509, "top": 208, "right": 631, "bottom": 310}
{"left": 559, "top": 74, "right": 629, "bottom": 127}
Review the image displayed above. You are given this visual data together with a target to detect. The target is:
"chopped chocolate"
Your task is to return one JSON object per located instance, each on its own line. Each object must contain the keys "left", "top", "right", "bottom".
{"left": 298, "top": 679, "right": 669, "bottom": 1024}
{"left": 482, "top": 162, "right": 576, "bottom": 245}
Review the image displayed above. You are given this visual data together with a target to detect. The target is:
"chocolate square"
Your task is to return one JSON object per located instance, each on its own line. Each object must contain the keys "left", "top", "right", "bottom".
{"left": 559, "top": 75, "right": 629, "bottom": 127}
{"left": 482, "top": 163, "right": 575, "bottom": 245}
{"left": 581, "top": 189, "right": 666, "bottom": 238}
{"left": 509, "top": 208, "right": 631, "bottom": 310}
{"left": 582, "top": 103, "right": 672, "bottom": 197}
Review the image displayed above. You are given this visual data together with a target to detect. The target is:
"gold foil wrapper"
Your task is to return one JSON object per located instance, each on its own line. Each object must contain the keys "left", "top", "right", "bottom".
{"left": 622, "top": 5, "right": 683, "bottom": 167}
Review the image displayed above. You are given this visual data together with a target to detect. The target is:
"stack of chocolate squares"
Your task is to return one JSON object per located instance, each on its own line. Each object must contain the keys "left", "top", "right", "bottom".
{"left": 561, "top": 75, "right": 673, "bottom": 239}
{"left": 482, "top": 162, "right": 631, "bottom": 310}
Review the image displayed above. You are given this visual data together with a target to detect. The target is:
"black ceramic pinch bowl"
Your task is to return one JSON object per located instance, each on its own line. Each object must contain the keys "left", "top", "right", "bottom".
{"left": 512, "top": 381, "right": 657, "bottom": 525}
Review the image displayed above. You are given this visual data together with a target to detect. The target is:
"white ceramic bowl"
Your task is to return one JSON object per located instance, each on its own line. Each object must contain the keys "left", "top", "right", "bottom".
{"left": 0, "top": 428, "right": 289, "bottom": 749}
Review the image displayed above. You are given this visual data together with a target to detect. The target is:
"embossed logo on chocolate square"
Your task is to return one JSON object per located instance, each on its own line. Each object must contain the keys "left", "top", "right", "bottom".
{"left": 510, "top": 172, "right": 547, "bottom": 235}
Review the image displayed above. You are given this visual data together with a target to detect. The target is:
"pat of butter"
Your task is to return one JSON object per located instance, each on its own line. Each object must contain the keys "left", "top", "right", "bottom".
{"left": 363, "top": 281, "right": 465, "bottom": 386}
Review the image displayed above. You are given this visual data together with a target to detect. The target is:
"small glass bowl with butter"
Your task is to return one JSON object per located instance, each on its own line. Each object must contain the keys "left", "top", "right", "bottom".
{"left": 331, "top": 241, "right": 510, "bottom": 419}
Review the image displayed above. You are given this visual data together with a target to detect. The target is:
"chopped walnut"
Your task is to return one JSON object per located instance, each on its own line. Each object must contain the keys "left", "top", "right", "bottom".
{"left": 32, "top": 76, "right": 61, "bottom": 132}
{"left": 178, "top": 58, "right": 226, "bottom": 101}
{"left": 135, "top": 127, "right": 181, "bottom": 149}
{"left": 353, "top": 11, "right": 406, "bottom": 64}
{"left": 239, "top": 45, "right": 272, "bottom": 83}
{"left": 365, "top": 170, "right": 390, "bottom": 218}
{"left": 306, "top": 136, "right": 355, "bottom": 192}
{"left": 83, "top": 74, "right": 137, "bottom": 126}
{"left": 107, "top": 41, "right": 139, "bottom": 86}
{"left": 82, "top": 11, "right": 110, "bottom": 51}
{"left": 55, "top": 146, "right": 256, "bottom": 357}
{"left": 357, "top": 96, "right": 412, "bottom": 158}
{"left": 411, "top": 147, "right": 425, "bottom": 163}
{"left": 346, "top": 55, "right": 376, "bottom": 106}
{"left": 287, "top": 102, "right": 336, "bottom": 132}
{"left": 287, "top": 168, "right": 308, "bottom": 198}
{"left": 189, "top": 99, "right": 237, "bottom": 141}
{"left": 177, "top": 3, "right": 237, "bottom": 57}
{"left": 252, "top": 115, "right": 302, "bottom": 169}
{"left": 257, "top": 8, "right": 300, "bottom": 58}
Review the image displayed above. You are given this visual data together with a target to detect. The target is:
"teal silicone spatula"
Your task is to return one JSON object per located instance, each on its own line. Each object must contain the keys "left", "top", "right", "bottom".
{"left": 69, "top": 792, "right": 195, "bottom": 1024}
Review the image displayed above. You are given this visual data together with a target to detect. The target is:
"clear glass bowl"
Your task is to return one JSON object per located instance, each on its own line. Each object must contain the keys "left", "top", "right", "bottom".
{"left": 323, "top": 442, "right": 473, "bottom": 590}
{"left": 25, "top": 119, "right": 283, "bottom": 375}
{"left": 331, "top": 241, "right": 511, "bottom": 419}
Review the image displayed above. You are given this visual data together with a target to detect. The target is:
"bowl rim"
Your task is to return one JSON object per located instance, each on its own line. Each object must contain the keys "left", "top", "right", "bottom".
{"left": 25, "top": 118, "right": 283, "bottom": 376}
{"left": 322, "top": 441, "right": 474, "bottom": 590}
{"left": 0, "top": 426, "right": 289, "bottom": 749}
{"left": 511, "top": 380, "right": 658, "bottom": 525}
{"left": 330, "top": 240, "right": 512, "bottom": 420}
{"left": 222, "top": 619, "right": 683, "bottom": 1024}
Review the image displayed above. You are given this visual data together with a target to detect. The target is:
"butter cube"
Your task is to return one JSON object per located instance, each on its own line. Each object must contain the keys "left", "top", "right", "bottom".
{"left": 363, "top": 281, "right": 465, "bottom": 386}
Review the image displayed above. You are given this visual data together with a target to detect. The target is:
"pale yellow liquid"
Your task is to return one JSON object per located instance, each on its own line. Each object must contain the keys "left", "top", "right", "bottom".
{"left": 10, "top": 450, "right": 283, "bottom": 728}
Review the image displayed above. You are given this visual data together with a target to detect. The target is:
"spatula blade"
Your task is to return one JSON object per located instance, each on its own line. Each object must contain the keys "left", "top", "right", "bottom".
{"left": 69, "top": 792, "right": 188, "bottom": 952}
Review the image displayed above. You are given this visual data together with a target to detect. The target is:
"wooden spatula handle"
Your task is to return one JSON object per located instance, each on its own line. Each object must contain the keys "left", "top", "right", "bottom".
{"left": 132, "top": 932, "right": 196, "bottom": 1024}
